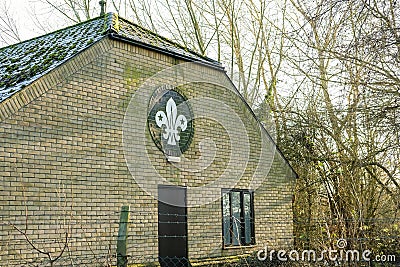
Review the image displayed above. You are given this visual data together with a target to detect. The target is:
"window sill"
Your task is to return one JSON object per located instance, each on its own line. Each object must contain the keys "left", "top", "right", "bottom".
{"left": 223, "top": 244, "right": 256, "bottom": 250}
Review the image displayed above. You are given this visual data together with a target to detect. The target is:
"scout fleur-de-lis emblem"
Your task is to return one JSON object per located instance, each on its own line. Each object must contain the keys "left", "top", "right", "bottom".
{"left": 155, "top": 97, "right": 188, "bottom": 145}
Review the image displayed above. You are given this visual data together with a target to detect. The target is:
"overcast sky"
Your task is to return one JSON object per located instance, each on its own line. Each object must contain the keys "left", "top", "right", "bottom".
{"left": 5, "top": 1, "right": 52, "bottom": 42}
{"left": 2, "top": 0, "right": 119, "bottom": 46}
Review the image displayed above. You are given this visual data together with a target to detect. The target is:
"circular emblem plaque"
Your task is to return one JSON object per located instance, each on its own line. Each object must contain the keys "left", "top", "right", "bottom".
{"left": 147, "top": 85, "right": 194, "bottom": 159}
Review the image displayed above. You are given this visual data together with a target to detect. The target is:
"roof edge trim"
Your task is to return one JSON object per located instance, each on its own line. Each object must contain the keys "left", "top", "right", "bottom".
{"left": 0, "top": 37, "right": 110, "bottom": 121}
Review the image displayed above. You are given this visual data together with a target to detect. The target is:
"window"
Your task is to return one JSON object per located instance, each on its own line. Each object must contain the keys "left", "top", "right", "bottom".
{"left": 222, "top": 189, "right": 255, "bottom": 247}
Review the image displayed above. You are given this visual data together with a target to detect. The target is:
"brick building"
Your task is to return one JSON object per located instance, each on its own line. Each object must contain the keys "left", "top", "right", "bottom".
{"left": 0, "top": 13, "right": 297, "bottom": 266}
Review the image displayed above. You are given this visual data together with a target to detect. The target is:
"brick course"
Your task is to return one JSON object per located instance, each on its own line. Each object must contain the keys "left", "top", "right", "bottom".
{"left": 0, "top": 37, "right": 295, "bottom": 266}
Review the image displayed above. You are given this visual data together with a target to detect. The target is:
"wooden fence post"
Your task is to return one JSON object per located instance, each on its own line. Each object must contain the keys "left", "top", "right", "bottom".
{"left": 117, "top": 205, "right": 130, "bottom": 267}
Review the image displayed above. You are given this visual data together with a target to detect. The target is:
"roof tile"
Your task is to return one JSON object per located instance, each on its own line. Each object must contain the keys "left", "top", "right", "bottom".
{"left": 0, "top": 13, "right": 221, "bottom": 103}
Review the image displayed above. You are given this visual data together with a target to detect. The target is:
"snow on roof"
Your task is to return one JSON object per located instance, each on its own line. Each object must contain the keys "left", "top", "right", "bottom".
{"left": 0, "top": 13, "right": 221, "bottom": 103}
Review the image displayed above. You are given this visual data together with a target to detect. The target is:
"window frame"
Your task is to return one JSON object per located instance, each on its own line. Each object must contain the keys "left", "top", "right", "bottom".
{"left": 221, "top": 189, "right": 255, "bottom": 248}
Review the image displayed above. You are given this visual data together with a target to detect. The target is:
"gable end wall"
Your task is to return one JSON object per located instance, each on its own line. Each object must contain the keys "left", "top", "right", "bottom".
{"left": 0, "top": 37, "right": 294, "bottom": 266}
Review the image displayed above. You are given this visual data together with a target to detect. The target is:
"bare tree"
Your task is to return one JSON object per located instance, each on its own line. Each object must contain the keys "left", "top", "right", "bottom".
{"left": 33, "top": 0, "right": 279, "bottom": 107}
{"left": 274, "top": 0, "right": 400, "bottom": 252}
{"left": 37, "top": 0, "right": 100, "bottom": 23}
{"left": 0, "top": 1, "right": 21, "bottom": 46}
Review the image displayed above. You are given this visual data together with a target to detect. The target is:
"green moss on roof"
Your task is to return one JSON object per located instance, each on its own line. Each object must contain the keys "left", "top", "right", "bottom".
{"left": 0, "top": 15, "right": 108, "bottom": 101}
{"left": 0, "top": 12, "right": 221, "bottom": 103}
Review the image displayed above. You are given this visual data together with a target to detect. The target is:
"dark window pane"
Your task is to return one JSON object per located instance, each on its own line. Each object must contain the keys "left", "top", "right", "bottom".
{"left": 222, "top": 189, "right": 254, "bottom": 247}
{"left": 222, "top": 193, "right": 231, "bottom": 245}
{"left": 231, "top": 191, "right": 241, "bottom": 245}
{"left": 243, "top": 193, "right": 252, "bottom": 244}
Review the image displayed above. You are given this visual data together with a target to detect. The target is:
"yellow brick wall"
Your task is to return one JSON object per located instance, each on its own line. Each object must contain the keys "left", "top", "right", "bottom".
{"left": 0, "top": 37, "right": 295, "bottom": 266}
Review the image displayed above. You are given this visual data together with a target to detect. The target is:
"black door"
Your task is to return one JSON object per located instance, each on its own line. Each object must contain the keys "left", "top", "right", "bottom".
{"left": 158, "top": 185, "right": 189, "bottom": 267}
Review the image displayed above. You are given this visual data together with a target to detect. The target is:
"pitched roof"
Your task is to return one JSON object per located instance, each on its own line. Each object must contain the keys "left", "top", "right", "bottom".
{"left": 0, "top": 13, "right": 221, "bottom": 103}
